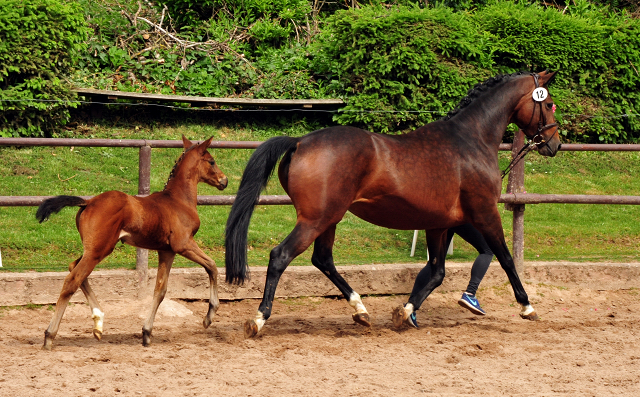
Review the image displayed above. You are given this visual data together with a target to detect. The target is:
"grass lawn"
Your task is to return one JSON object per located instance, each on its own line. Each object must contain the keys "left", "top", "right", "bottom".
{"left": 1, "top": 115, "right": 639, "bottom": 272}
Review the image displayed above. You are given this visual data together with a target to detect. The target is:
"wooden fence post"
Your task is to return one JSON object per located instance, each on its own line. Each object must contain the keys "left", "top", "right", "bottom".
{"left": 137, "top": 144, "right": 152, "bottom": 287}
{"left": 505, "top": 130, "right": 526, "bottom": 276}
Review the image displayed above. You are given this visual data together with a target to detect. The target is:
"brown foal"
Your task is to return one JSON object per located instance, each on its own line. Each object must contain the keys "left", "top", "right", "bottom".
{"left": 36, "top": 136, "right": 228, "bottom": 350}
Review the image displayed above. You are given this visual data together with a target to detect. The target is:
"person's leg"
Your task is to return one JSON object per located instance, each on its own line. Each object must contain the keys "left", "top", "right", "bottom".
{"left": 450, "top": 224, "right": 493, "bottom": 315}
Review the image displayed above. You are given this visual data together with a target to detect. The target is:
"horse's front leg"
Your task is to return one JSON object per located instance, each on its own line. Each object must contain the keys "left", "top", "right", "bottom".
{"left": 176, "top": 240, "right": 220, "bottom": 329}
{"left": 393, "top": 229, "right": 448, "bottom": 329}
{"left": 473, "top": 215, "right": 538, "bottom": 320}
{"left": 142, "top": 250, "right": 175, "bottom": 346}
{"left": 245, "top": 223, "right": 316, "bottom": 338}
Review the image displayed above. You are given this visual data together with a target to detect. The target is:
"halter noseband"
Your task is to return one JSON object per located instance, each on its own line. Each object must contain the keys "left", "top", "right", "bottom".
{"left": 501, "top": 74, "right": 558, "bottom": 179}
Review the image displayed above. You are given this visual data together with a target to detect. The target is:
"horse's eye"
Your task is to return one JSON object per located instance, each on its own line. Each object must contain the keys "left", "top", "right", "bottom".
{"left": 208, "top": 160, "right": 215, "bottom": 166}
{"left": 546, "top": 102, "right": 554, "bottom": 110}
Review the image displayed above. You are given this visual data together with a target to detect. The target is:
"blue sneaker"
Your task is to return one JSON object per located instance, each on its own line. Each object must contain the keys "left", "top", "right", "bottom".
{"left": 458, "top": 292, "right": 486, "bottom": 315}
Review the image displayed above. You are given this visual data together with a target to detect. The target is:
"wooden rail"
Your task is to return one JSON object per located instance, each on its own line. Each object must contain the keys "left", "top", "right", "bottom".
{"left": 2, "top": 137, "right": 640, "bottom": 279}
{"left": 73, "top": 88, "right": 345, "bottom": 109}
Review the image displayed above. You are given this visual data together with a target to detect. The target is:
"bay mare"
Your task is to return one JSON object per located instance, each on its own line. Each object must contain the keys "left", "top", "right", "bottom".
{"left": 36, "top": 136, "right": 228, "bottom": 349}
{"left": 225, "top": 71, "right": 561, "bottom": 337}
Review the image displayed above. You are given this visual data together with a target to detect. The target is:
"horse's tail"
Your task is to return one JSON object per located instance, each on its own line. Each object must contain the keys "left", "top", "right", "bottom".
{"left": 36, "top": 195, "right": 87, "bottom": 223}
{"left": 225, "top": 136, "right": 299, "bottom": 285}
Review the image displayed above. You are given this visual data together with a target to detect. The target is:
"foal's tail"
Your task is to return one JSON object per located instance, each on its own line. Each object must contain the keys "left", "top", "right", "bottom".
{"left": 36, "top": 195, "right": 87, "bottom": 223}
{"left": 225, "top": 136, "right": 299, "bottom": 285}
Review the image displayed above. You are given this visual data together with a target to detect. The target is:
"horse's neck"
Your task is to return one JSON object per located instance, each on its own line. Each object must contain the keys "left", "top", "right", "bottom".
{"left": 451, "top": 83, "right": 524, "bottom": 149}
{"left": 163, "top": 172, "right": 199, "bottom": 205}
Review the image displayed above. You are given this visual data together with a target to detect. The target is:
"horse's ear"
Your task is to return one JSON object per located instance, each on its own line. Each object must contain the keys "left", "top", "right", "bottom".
{"left": 199, "top": 136, "right": 214, "bottom": 152}
{"left": 539, "top": 70, "right": 557, "bottom": 87}
{"left": 182, "top": 135, "right": 194, "bottom": 149}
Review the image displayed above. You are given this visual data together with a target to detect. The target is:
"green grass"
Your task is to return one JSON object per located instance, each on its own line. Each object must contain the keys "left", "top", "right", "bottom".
{"left": 1, "top": 118, "right": 639, "bottom": 272}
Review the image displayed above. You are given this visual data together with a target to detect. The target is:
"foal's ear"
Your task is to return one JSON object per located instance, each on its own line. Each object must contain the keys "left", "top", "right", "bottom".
{"left": 539, "top": 70, "right": 557, "bottom": 87}
{"left": 182, "top": 135, "right": 194, "bottom": 149}
{"left": 199, "top": 136, "right": 214, "bottom": 152}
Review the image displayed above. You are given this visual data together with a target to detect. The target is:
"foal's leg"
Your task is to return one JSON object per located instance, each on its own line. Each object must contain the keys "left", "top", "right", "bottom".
{"left": 175, "top": 240, "right": 220, "bottom": 329}
{"left": 43, "top": 252, "right": 109, "bottom": 350}
{"left": 473, "top": 219, "right": 537, "bottom": 320}
{"left": 311, "top": 225, "right": 370, "bottom": 327}
{"left": 245, "top": 222, "right": 319, "bottom": 338}
{"left": 393, "top": 229, "right": 448, "bottom": 329}
{"left": 142, "top": 250, "right": 175, "bottom": 346}
{"left": 66, "top": 256, "right": 106, "bottom": 341}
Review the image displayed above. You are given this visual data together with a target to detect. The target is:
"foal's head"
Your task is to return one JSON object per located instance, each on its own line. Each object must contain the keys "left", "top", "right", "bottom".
{"left": 179, "top": 135, "right": 228, "bottom": 190}
{"left": 511, "top": 71, "right": 561, "bottom": 157}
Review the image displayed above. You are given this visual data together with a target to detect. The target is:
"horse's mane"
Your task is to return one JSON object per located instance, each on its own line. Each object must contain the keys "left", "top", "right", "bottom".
{"left": 164, "top": 145, "right": 199, "bottom": 190}
{"left": 441, "top": 71, "right": 530, "bottom": 121}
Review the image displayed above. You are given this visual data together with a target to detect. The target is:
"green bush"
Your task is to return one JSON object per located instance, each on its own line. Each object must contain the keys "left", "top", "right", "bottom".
{"left": 0, "top": 0, "right": 89, "bottom": 137}
{"left": 66, "top": 0, "right": 640, "bottom": 142}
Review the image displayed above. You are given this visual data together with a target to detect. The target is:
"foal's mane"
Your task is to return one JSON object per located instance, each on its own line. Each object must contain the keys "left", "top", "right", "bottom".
{"left": 441, "top": 71, "right": 530, "bottom": 121}
{"left": 163, "top": 145, "right": 199, "bottom": 190}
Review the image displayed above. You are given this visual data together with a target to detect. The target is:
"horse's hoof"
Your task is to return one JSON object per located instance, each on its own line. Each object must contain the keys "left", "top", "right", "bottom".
{"left": 142, "top": 329, "right": 152, "bottom": 347}
{"left": 392, "top": 305, "right": 407, "bottom": 329}
{"left": 520, "top": 311, "right": 539, "bottom": 321}
{"left": 352, "top": 312, "right": 371, "bottom": 327}
{"left": 203, "top": 316, "right": 212, "bottom": 329}
{"left": 42, "top": 339, "right": 53, "bottom": 351}
{"left": 93, "top": 329, "right": 103, "bottom": 341}
{"left": 244, "top": 319, "right": 259, "bottom": 339}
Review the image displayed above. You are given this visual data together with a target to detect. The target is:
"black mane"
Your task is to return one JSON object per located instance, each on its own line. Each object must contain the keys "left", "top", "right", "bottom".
{"left": 441, "top": 71, "right": 530, "bottom": 121}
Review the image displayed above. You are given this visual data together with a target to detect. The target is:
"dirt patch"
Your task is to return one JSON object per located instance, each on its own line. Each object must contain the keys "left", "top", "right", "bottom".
{"left": 1, "top": 283, "right": 639, "bottom": 396}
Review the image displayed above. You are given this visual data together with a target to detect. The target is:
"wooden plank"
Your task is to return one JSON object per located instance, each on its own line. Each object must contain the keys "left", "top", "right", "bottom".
{"left": 73, "top": 88, "right": 344, "bottom": 107}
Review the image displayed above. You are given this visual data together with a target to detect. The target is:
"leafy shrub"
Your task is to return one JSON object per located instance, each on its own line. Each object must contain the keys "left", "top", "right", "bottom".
{"left": 0, "top": 0, "right": 89, "bottom": 137}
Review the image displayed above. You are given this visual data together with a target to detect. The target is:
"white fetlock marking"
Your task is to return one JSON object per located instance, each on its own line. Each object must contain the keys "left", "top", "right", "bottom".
{"left": 92, "top": 308, "right": 105, "bottom": 333}
{"left": 520, "top": 304, "right": 535, "bottom": 316}
{"left": 403, "top": 303, "right": 415, "bottom": 319}
{"left": 254, "top": 311, "right": 266, "bottom": 332}
{"left": 349, "top": 292, "right": 369, "bottom": 315}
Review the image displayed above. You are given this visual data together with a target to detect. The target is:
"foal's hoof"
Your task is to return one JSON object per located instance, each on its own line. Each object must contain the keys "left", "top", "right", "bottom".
{"left": 352, "top": 312, "right": 371, "bottom": 327}
{"left": 93, "top": 329, "right": 103, "bottom": 341}
{"left": 520, "top": 311, "right": 540, "bottom": 321}
{"left": 392, "top": 305, "right": 407, "bottom": 329}
{"left": 142, "top": 329, "right": 152, "bottom": 347}
{"left": 244, "top": 319, "right": 260, "bottom": 339}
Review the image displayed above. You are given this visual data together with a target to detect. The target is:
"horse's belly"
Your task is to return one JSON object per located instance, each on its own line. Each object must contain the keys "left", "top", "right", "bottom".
{"left": 348, "top": 196, "right": 462, "bottom": 230}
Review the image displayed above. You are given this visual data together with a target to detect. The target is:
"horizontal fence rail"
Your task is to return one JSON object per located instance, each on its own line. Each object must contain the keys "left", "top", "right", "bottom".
{"left": 2, "top": 137, "right": 640, "bottom": 279}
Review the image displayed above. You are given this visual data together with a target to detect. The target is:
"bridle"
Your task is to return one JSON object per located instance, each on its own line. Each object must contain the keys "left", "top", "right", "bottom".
{"left": 501, "top": 73, "right": 559, "bottom": 179}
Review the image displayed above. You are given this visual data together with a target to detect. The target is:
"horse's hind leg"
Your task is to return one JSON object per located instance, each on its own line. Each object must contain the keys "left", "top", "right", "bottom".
{"left": 176, "top": 241, "right": 220, "bottom": 329}
{"left": 43, "top": 254, "right": 104, "bottom": 350}
{"left": 311, "top": 225, "right": 371, "bottom": 327}
{"left": 393, "top": 229, "right": 448, "bottom": 329}
{"left": 142, "top": 250, "right": 175, "bottom": 346}
{"left": 245, "top": 223, "right": 318, "bottom": 338}
{"left": 65, "top": 255, "right": 106, "bottom": 341}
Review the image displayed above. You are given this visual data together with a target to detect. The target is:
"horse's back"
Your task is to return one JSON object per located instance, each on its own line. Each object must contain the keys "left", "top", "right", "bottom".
{"left": 282, "top": 124, "right": 492, "bottom": 230}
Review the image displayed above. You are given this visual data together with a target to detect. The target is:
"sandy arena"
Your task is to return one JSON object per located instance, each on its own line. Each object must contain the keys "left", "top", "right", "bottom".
{"left": 1, "top": 264, "right": 639, "bottom": 397}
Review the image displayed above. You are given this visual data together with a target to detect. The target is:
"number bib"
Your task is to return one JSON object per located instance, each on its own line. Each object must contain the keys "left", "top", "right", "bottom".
{"left": 532, "top": 87, "right": 548, "bottom": 102}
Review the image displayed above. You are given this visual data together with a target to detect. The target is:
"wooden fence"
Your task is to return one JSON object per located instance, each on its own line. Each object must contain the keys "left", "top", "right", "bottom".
{"left": 2, "top": 136, "right": 640, "bottom": 279}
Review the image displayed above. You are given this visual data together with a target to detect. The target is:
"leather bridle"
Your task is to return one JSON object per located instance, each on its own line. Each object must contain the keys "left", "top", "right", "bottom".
{"left": 501, "top": 74, "right": 559, "bottom": 179}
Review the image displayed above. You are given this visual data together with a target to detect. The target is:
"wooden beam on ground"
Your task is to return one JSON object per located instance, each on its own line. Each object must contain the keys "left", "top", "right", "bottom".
{"left": 73, "top": 88, "right": 345, "bottom": 108}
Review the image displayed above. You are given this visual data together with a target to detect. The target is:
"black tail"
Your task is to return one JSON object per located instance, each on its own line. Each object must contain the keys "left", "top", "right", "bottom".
{"left": 36, "top": 195, "right": 87, "bottom": 223}
{"left": 225, "top": 136, "right": 299, "bottom": 285}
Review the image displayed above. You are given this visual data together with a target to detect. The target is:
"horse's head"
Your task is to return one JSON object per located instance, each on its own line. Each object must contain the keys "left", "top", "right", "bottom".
{"left": 182, "top": 135, "right": 228, "bottom": 190}
{"left": 511, "top": 71, "right": 561, "bottom": 157}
